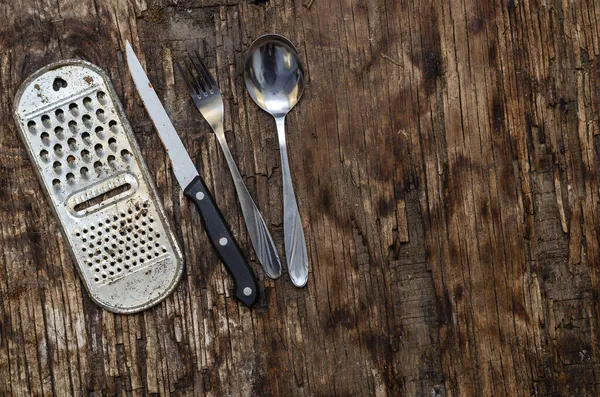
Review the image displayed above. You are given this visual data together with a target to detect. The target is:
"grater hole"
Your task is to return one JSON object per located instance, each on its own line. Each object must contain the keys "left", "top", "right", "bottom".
{"left": 52, "top": 178, "right": 61, "bottom": 187}
{"left": 81, "top": 132, "right": 90, "bottom": 144}
{"left": 67, "top": 138, "right": 77, "bottom": 150}
{"left": 97, "top": 91, "right": 107, "bottom": 104}
{"left": 41, "top": 115, "right": 51, "bottom": 128}
{"left": 108, "top": 122, "right": 118, "bottom": 134}
{"left": 40, "top": 149, "right": 49, "bottom": 161}
{"left": 81, "top": 149, "right": 91, "bottom": 162}
{"left": 95, "top": 126, "right": 104, "bottom": 139}
{"left": 107, "top": 155, "right": 116, "bottom": 167}
{"left": 41, "top": 132, "right": 50, "bottom": 145}
{"left": 83, "top": 97, "right": 93, "bottom": 110}
{"left": 66, "top": 172, "right": 75, "bottom": 183}
{"left": 94, "top": 143, "right": 104, "bottom": 156}
{"left": 54, "top": 144, "right": 63, "bottom": 156}
{"left": 53, "top": 161, "right": 61, "bottom": 172}
{"left": 67, "top": 155, "right": 77, "bottom": 167}
{"left": 53, "top": 77, "right": 68, "bottom": 91}
{"left": 108, "top": 137, "right": 117, "bottom": 150}
{"left": 68, "top": 120, "right": 78, "bottom": 133}
{"left": 80, "top": 167, "right": 89, "bottom": 178}
{"left": 27, "top": 120, "right": 37, "bottom": 133}
{"left": 94, "top": 161, "right": 102, "bottom": 173}
{"left": 121, "top": 149, "right": 131, "bottom": 162}
{"left": 54, "top": 126, "right": 64, "bottom": 140}
{"left": 69, "top": 103, "right": 79, "bottom": 116}
{"left": 55, "top": 109, "right": 65, "bottom": 121}
{"left": 96, "top": 109, "right": 105, "bottom": 121}
{"left": 82, "top": 114, "right": 92, "bottom": 128}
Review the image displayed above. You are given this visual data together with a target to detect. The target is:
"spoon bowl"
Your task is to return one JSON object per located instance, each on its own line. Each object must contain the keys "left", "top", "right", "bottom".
{"left": 244, "top": 34, "right": 305, "bottom": 118}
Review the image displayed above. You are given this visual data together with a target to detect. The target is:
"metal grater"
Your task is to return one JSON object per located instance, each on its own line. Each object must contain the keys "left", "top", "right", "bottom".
{"left": 13, "top": 60, "right": 184, "bottom": 314}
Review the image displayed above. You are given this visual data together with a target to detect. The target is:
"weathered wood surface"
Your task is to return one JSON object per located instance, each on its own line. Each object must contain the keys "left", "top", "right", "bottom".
{"left": 1, "top": 0, "right": 599, "bottom": 395}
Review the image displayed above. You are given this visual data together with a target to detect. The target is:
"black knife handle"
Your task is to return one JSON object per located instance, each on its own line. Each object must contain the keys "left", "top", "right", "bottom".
{"left": 183, "top": 175, "right": 258, "bottom": 307}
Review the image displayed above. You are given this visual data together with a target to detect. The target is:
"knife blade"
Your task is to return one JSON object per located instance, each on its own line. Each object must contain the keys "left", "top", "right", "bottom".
{"left": 126, "top": 40, "right": 258, "bottom": 307}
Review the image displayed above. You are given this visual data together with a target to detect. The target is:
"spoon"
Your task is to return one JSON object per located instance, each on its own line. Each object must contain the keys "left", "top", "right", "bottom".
{"left": 244, "top": 34, "right": 308, "bottom": 287}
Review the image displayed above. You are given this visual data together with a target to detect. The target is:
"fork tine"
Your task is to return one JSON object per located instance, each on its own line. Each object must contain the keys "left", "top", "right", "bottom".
{"left": 188, "top": 53, "right": 210, "bottom": 92}
{"left": 193, "top": 50, "right": 217, "bottom": 89}
{"left": 185, "top": 57, "right": 208, "bottom": 94}
{"left": 176, "top": 61, "right": 198, "bottom": 96}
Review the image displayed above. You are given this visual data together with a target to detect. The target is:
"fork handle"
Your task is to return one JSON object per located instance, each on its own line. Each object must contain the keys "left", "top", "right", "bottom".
{"left": 184, "top": 175, "right": 258, "bottom": 306}
{"left": 216, "top": 134, "right": 283, "bottom": 279}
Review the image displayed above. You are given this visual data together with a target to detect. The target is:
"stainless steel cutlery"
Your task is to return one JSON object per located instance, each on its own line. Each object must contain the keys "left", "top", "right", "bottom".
{"left": 126, "top": 41, "right": 258, "bottom": 307}
{"left": 176, "top": 52, "right": 283, "bottom": 280}
{"left": 13, "top": 35, "right": 309, "bottom": 313}
{"left": 244, "top": 35, "right": 309, "bottom": 287}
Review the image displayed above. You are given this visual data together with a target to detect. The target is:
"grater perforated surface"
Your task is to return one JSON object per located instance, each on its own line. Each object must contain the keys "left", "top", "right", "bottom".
{"left": 13, "top": 60, "right": 184, "bottom": 313}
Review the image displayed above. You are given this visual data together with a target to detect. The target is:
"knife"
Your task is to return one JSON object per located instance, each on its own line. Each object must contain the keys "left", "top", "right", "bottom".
{"left": 125, "top": 40, "right": 258, "bottom": 307}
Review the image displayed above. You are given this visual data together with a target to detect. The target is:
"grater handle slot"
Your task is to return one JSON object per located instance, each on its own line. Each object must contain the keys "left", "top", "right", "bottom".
{"left": 74, "top": 183, "right": 132, "bottom": 212}
{"left": 67, "top": 173, "right": 138, "bottom": 217}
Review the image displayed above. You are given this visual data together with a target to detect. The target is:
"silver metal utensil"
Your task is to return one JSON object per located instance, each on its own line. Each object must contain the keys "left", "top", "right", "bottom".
{"left": 176, "top": 51, "right": 282, "bottom": 280}
{"left": 126, "top": 41, "right": 258, "bottom": 307}
{"left": 244, "top": 34, "right": 309, "bottom": 287}
{"left": 13, "top": 60, "right": 184, "bottom": 313}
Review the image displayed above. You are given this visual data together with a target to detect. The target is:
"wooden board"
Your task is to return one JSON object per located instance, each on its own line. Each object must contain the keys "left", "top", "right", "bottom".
{"left": 0, "top": 0, "right": 599, "bottom": 395}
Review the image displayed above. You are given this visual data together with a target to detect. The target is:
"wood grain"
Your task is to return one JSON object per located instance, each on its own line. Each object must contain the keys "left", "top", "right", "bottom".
{"left": 0, "top": 0, "right": 599, "bottom": 395}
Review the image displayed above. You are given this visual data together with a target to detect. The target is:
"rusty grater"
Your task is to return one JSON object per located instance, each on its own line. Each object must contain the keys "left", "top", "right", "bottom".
{"left": 13, "top": 60, "right": 184, "bottom": 314}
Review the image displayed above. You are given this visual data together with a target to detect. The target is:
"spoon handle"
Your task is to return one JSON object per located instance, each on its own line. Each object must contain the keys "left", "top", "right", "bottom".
{"left": 275, "top": 116, "right": 309, "bottom": 287}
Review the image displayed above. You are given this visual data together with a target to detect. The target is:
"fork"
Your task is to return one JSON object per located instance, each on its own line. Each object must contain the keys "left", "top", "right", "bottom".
{"left": 177, "top": 51, "right": 282, "bottom": 279}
